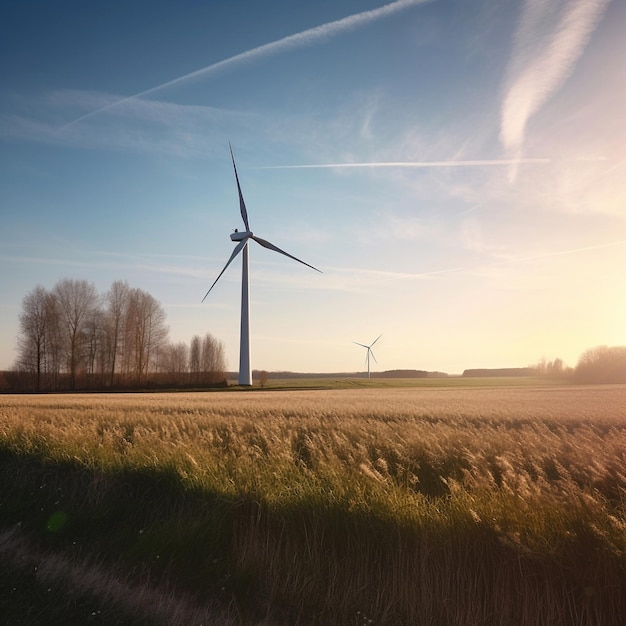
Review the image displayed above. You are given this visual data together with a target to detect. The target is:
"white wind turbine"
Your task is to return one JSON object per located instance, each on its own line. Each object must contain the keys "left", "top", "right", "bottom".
{"left": 202, "top": 145, "right": 322, "bottom": 386}
{"left": 353, "top": 335, "right": 382, "bottom": 378}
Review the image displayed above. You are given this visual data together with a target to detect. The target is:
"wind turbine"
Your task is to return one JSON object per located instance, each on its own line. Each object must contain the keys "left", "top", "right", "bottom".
{"left": 353, "top": 335, "right": 382, "bottom": 378}
{"left": 202, "top": 145, "right": 322, "bottom": 386}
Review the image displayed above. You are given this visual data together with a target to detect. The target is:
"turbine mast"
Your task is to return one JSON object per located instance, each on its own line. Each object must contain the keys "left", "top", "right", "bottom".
{"left": 203, "top": 145, "right": 321, "bottom": 387}
{"left": 239, "top": 242, "right": 252, "bottom": 386}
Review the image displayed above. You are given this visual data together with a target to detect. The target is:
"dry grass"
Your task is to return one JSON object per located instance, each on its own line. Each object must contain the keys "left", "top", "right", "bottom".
{"left": 1, "top": 384, "right": 626, "bottom": 624}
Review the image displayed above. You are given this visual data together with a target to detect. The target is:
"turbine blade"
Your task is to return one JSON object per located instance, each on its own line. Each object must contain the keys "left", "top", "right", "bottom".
{"left": 370, "top": 334, "right": 382, "bottom": 347}
{"left": 369, "top": 349, "right": 378, "bottom": 364}
{"left": 251, "top": 236, "right": 322, "bottom": 273}
{"left": 229, "top": 143, "right": 250, "bottom": 231}
{"left": 353, "top": 342, "right": 368, "bottom": 348}
{"left": 201, "top": 239, "right": 247, "bottom": 302}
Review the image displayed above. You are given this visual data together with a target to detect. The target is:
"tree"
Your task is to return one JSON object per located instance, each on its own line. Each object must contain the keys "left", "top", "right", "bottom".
{"left": 16, "top": 286, "right": 63, "bottom": 391}
{"left": 201, "top": 332, "right": 226, "bottom": 384}
{"left": 547, "top": 358, "right": 564, "bottom": 376}
{"left": 167, "top": 342, "right": 189, "bottom": 384}
{"left": 83, "top": 306, "right": 105, "bottom": 383}
{"left": 53, "top": 279, "right": 99, "bottom": 389}
{"left": 575, "top": 346, "right": 626, "bottom": 383}
{"left": 17, "top": 286, "right": 50, "bottom": 391}
{"left": 103, "top": 280, "right": 131, "bottom": 387}
{"left": 43, "top": 292, "right": 63, "bottom": 389}
{"left": 126, "top": 288, "right": 168, "bottom": 384}
{"left": 535, "top": 357, "right": 565, "bottom": 377}
{"left": 258, "top": 370, "right": 269, "bottom": 388}
{"left": 189, "top": 335, "right": 201, "bottom": 384}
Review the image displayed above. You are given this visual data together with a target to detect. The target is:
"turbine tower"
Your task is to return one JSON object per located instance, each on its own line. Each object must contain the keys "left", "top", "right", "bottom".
{"left": 202, "top": 145, "right": 321, "bottom": 386}
{"left": 353, "top": 335, "right": 382, "bottom": 378}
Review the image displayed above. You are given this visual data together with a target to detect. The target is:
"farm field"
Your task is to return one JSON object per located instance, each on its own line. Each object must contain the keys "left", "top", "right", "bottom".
{"left": 1, "top": 382, "right": 626, "bottom": 624}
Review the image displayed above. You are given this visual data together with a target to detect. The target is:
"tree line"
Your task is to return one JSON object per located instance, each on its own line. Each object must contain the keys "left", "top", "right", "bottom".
{"left": 5, "top": 278, "right": 226, "bottom": 392}
{"left": 574, "top": 345, "right": 626, "bottom": 383}
{"left": 535, "top": 350, "right": 626, "bottom": 383}
{"left": 462, "top": 350, "right": 626, "bottom": 383}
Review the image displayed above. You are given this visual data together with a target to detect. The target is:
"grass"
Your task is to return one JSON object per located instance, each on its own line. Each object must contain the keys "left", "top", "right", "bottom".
{"left": 1, "top": 382, "right": 625, "bottom": 624}
{"left": 245, "top": 375, "right": 566, "bottom": 390}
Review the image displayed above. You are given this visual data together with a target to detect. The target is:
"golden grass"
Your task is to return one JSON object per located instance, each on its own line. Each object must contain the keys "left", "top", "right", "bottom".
{"left": 1, "top": 384, "right": 626, "bottom": 624}
{"left": 3, "top": 385, "right": 625, "bottom": 501}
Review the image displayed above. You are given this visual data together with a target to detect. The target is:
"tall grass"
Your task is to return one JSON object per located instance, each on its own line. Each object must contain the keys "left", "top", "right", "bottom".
{"left": 1, "top": 385, "right": 626, "bottom": 624}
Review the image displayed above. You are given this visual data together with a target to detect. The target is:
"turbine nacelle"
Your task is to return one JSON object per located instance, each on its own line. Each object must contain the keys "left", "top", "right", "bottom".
{"left": 231, "top": 230, "right": 252, "bottom": 242}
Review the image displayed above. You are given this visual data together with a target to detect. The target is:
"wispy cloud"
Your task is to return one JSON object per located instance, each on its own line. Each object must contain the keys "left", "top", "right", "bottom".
{"left": 500, "top": 0, "right": 611, "bottom": 169}
{"left": 406, "top": 236, "right": 626, "bottom": 291}
{"left": 270, "top": 264, "right": 464, "bottom": 294}
{"left": 261, "top": 158, "right": 551, "bottom": 169}
{"left": 0, "top": 93, "right": 256, "bottom": 157}
{"left": 248, "top": 235, "right": 626, "bottom": 293}
{"left": 0, "top": 252, "right": 209, "bottom": 280}
{"left": 61, "top": 0, "right": 432, "bottom": 129}
{"left": 513, "top": 236, "right": 626, "bottom": 263}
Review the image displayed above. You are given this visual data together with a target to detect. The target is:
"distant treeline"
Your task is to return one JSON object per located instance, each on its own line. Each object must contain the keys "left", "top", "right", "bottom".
{"left": 464, "top": 348, "right": 626, "bottom": 384}
{"left": 574, "top": 346, "right": 626, "bottom": 384}
{"left": 6, "top": 278, "right": 227, "bottom": 393}
{"left": 463, "top": 367, "right": 539, "bottom": 377}
{"left": 373, "top": 369, "right": 448, "bottom": 378}
{"left": 258, "top": 370, "right": 449, "bottom": 379}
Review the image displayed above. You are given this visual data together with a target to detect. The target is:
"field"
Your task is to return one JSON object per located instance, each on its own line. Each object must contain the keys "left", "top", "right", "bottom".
{"left": 1, "top": 381, "right": 626, "bottom": 624}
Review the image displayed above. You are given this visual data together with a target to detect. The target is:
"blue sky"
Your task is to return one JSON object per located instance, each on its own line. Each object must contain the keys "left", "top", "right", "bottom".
{"left": 1, "top": 0, "right": 625, "bottom": 375}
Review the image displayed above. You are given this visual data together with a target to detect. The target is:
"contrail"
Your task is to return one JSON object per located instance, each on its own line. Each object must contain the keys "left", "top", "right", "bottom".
{"left": 261, "top": 158, "right": 552, "bottom": 169}
{"left": 408, "top": 238, "right": 626, "bottom": 283}
{"left": 516, "top": 237, "right": 626, "bottom": 264}
{"left": 60, "top": 0, "right": 432, "bottom": 130}
{"left": 500, "top": 0, "right": 611, "bottom": 157}
{"left": 262, "top": 156, "right": 610, "bottom": 170}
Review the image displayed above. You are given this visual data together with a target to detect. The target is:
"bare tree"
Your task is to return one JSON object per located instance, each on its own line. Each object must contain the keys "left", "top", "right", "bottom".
{"left": 201, "top": 332, "right": 227, "bottom": 384}
{"left": 576, "top": 346, "right": 626, "bottom": 383}
{"left": 126, "top": 288, "right": 168, "bottom": 384}
{"left": 103, "top": 280, "right": 131, "bottom": 387}
{"left": 547, "top": 358, "right": 564, "bottom": 376}
{"left": 17, "top": 286, "right": 49, "bottom": 391}
{"left": 44, "top": 292, "right": 63, "bottom": 389}
{"left": 189, "top": 334, "right": 201, "bottom": 384}
{"left": 169, "top": 342, "right": 189, "bottom": 384}
{"left": 16, "top": 286, "right": 63, "bottom": 391}
{"left": 53, "top": 279, "right": 99, "bottom": 389}
{"left": 84, "top": 307, "right": 106, "bottom": 385}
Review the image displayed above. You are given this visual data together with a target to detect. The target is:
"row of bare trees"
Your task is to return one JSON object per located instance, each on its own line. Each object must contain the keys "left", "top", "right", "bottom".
{"left": 10, "top": 279, "right": 226, "bottom": 391}
{"left": 574, "top": 345, "right": 626, "bottom": 383}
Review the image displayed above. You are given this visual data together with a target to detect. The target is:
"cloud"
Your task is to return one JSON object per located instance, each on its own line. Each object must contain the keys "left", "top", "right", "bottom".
{"left": 260, "top": 158, "right": 551, "bottom": 169}
{"left": 259, "top": 234, "right": 626, "bottom": 294}
{"left": 61, "top": 0, "right": 432, "bottom": 129}
{"left": 500, "top": 0, "right": 611, "bottom": 163}
{"left": 0, "top": 251, "right": 210, "bottom": 281}
{"left": 0, "top": 93, "right": 257, "bottom": 157}
{"left": 285, "top": 264, "right": 463, "bottom": 294}
{"left": 514, "top": 236, "right": 626, "bottom": 263}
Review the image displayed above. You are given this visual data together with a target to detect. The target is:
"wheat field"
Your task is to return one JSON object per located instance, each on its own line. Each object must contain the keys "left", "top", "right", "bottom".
{"left": 1, "top": 384, "right": 626, "bottom": 624}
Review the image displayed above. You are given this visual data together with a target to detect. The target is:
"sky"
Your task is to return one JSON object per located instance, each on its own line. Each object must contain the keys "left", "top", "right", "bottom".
{"left": 1, "top": 0, "right": 625, "bottom": 376}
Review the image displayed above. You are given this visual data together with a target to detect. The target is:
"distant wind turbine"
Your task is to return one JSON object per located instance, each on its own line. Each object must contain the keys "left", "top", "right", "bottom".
{"left": 353, "top": 335, "right": 382, "bottom": 378}
{"left": 202, "top": 145, "right": 322, "bottom": 386}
